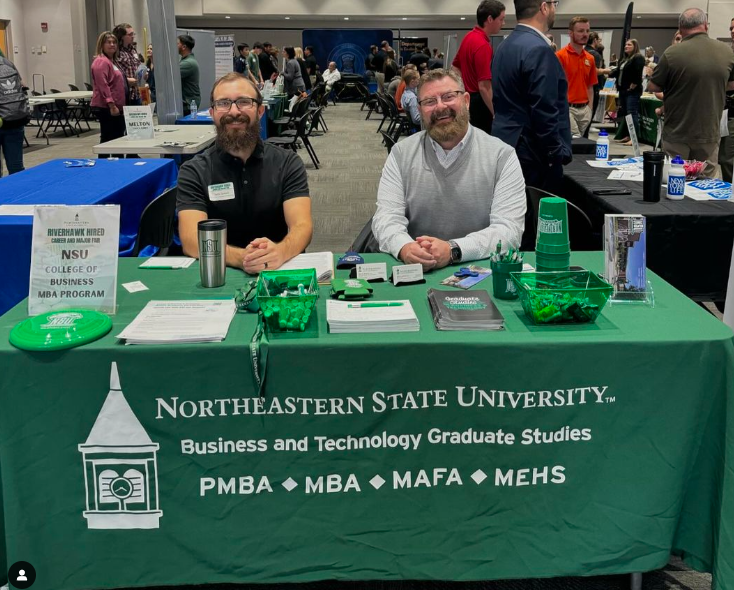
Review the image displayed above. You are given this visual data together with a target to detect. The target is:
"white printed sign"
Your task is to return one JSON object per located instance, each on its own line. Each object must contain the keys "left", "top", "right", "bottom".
{"left": 625, "top": 114, "right": 641, "bottom": 158}
{"left": 123, "top": 105, "right": 155, "bottom": 140}
{"left": 215, "top": 35, "right": 235, "bottom": 79}
{"left": 28, "top": 205, "right": 120, "bottom": 315}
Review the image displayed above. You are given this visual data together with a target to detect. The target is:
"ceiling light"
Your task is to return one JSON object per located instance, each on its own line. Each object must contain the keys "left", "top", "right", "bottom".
{"left": 285, "top": 16, "right": 290, "bottom": 19}
{"left": 402, "top": 17, "right": 408, "bottom": 20}
{"left": 344, "top": 17, "right": 349, "bottom": 20}
{"left": 225, "top": 15, "right": 230, "bottom": 19}
{"left": 636, "top": 15, "right": 642, "bottom": 18}
{"left": 460, "top": 17, "right": 466, "bottom": 20}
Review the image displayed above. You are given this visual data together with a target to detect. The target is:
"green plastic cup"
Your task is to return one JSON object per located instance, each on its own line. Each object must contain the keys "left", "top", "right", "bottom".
{"left": 491, "top": 260, "right": 522, "bottom": 300}
{"left": 536, "top": 197, "right": 570, "bottom": 250}
{"left": 535, "top": 252, "right": 570, "bottom": 273}
{"left": 535, "top": 241, "right": 571, "bottom": 255}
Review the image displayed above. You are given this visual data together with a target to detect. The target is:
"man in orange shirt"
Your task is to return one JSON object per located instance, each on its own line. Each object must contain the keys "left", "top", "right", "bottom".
{"left": 556, "top": 17, "right": 598, "bottom": 136}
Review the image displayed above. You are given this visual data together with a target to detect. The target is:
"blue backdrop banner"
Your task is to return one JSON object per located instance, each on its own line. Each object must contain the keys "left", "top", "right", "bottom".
{"left": 302, "top": 29, "right": 393, "bottom": 76}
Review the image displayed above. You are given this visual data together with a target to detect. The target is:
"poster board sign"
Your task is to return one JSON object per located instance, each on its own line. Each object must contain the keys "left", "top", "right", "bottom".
{"left": 28, "top": 205, "right": 120, "bottom": 315}
{"left": 215, "top": 35, "right": 235, "bottom": 79}
{"left": 123, "top": 105, "right": 154, "bottom": 139}
{"left": 625, "top": 114, "right": 641, "bottom": 157}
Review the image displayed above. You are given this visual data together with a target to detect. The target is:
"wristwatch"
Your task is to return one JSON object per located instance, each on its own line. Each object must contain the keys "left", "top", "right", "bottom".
{"left": 448, "top": 240, "right": 462, "bottom": 264}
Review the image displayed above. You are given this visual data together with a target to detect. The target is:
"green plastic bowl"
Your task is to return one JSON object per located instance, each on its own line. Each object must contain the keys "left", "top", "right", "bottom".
{"left": 510, "top": 269, "right": 613, "bottom": 325}
{"left": 256, "top": 269, "right": 319, "bottom": 332}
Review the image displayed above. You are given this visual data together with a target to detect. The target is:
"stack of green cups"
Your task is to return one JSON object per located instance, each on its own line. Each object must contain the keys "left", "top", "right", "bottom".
{"left": 535, "top": 197, "right": 570, "bottom": 272}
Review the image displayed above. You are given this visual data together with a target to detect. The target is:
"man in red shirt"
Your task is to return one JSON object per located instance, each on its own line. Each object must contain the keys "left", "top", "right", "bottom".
{"left": 452, "top": 0, "right": 505, "bottom": 135}
{"left": 556, "top": 16, "right": 598, "bottom": 136}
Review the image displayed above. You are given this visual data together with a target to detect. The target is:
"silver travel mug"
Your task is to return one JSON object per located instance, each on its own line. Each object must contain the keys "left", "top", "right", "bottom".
{"left": 198, "top": 219, "right": 227, "bottom": 288}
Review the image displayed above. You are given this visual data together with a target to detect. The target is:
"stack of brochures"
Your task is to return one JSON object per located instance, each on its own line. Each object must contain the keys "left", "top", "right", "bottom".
{"left": 116, "top": 300, "right": 236, "bottom": 344}
{"left": 139, "top": 257, "right": 195, "bottom": 269}
{"left": 428, "top": 289, "right": 505, "bottom": 331}
{"left": 279, "top": 252, "right": 334, "bottom": 283}
{"left": 326, "top": 300, "right": 419, "bottom": 333}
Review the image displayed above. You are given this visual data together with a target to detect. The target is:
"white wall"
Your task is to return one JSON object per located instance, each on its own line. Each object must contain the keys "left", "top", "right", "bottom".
{"left": 22, "top": 0, "right": 75, "bottom": 93}
{"left": 0, "top": 0, "right": 28, "bottom": 77}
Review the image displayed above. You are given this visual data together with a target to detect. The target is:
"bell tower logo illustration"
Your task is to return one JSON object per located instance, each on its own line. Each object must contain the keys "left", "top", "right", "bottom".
{"left": 78, "top": 362, "right": 163, "bottom": 529}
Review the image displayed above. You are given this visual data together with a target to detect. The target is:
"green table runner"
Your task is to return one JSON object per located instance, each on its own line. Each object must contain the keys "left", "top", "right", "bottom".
{"left": 0, "top": 253, "right": 732, "bottom": 590}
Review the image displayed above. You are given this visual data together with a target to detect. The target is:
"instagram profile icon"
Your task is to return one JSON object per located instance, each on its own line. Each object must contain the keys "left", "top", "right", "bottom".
{"left": 8, "top": 561, "right": 36, "bottom": 589}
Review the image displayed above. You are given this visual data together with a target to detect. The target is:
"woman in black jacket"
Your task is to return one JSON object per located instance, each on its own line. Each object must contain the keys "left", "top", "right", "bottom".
{"left": 295, "top": 47, "right": 312, "bottom": 92}
{"left": 611, "top": 38, "right": 645, "bottom": 144}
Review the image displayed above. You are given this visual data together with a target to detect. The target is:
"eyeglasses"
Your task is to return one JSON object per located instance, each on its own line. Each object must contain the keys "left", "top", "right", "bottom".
{"left": 212, "top": 97, "right": 262, "bottom": 111}
{"left": 418, "top": 90, "right": 465, "bottom": 108}
{"left": 544, "top": 0, "right": 559, "bottom": 6}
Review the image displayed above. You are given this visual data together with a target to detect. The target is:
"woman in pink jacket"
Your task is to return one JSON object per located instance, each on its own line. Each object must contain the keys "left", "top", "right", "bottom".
{"left": 90, "top": 31, "right": 126, "bottom": 145}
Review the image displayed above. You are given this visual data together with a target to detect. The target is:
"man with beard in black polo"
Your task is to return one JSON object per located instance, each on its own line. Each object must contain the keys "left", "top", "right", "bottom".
{"left": 177, "top": 73, "right": 313, "bottom": 273}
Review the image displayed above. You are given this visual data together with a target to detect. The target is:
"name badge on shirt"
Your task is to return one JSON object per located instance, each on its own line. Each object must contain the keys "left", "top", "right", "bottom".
{"left": 113, "top": 65, "right": 120, "bottom": 71}
{"left": 208, "top": 182, "right": 235, "bottom": 202}
{"left": 584, "top": 59, "right": 590, "bottom": 66}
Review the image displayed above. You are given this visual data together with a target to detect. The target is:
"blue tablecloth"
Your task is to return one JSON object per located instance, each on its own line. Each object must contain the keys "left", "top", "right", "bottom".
{"left": 176, "top": 111, "right": 268, "bottom": 140}
{"left": 0, "top": 159, "right": 178, "bottom": 317}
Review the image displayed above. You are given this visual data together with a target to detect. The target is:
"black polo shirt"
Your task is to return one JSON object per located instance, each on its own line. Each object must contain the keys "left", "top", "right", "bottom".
{"left": 176, "top": 141, "right": 310, "bottom": 248}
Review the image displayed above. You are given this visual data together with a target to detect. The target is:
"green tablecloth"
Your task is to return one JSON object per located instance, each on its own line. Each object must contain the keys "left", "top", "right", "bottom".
{"left": 614, "top": 95, "right": 663, "bottom": 146}
{"left": 0, "top": 253, "right": 733, "bottom": 590}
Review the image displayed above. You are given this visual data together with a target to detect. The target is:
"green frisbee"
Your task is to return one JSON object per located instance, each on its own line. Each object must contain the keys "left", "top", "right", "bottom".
{"left": 9, "top": 309, "right": 112, "bottom": 351}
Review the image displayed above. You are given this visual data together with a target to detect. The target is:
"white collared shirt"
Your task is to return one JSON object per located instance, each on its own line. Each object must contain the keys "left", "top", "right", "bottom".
{"left": 428, "top": 125, "right": 473, "bottom": 169}
{"left": 517, "top": 23, "right": 553, "bottom": 46}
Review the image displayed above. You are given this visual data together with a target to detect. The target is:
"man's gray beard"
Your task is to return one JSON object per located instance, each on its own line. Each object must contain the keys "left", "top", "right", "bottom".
{"left": 216, "top": 117, "right": 261, "bottom": 153}
{"left": 425, "top": 106, "right": 470, "bottom": 144}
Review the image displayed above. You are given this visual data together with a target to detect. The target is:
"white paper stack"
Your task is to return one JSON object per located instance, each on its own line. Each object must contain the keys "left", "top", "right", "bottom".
{"left": 279, "top": 252, "right": 334, "bottom": 283}
{"left": 116, "top": 300, "right": 236, "bottom": 344}
{"left": 326, "top": 300, "right": 419, "bottom": 333}
{"left": 139, "top": 257, "right": 196, "bottom": 269}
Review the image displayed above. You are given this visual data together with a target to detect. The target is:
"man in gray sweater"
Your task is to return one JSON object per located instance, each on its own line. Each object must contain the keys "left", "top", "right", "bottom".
{"left": 372, "top": 69, "right": 526, "bottom": 270}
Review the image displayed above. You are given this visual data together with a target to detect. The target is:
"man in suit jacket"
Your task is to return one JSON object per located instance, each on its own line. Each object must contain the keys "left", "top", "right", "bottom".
{"left": 492, "top": 0, "right": 571, "bottom": 202}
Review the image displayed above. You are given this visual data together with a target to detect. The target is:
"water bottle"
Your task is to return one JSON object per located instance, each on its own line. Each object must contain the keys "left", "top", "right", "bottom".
{"left": 595, "top": 129, "right": 609, "bottom": 161}
{"left": 189, "top": 100, "right": 198, "bottom": 119}
{"left": 666, "top": 156, "right": 686, "bottom": 200}
{"left": 198, "top": 219, "right": 227, "bottom": 288}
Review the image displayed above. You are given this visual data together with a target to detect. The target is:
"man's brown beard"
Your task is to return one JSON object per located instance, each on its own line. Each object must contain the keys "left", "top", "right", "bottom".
{"left": 425, "top": 105, "right": 470, "bottom": 143}
{"left": 216, "top": 113, "right": 261, "bottom": 152}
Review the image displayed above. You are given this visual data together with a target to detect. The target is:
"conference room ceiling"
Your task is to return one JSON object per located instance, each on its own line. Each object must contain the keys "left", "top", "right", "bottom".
{"left": 177, "top": 13, "right": 679, "bottom": 29}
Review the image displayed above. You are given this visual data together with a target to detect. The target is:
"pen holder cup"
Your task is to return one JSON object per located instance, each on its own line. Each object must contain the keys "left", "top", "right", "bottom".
{"left": 510, "top": 270, "right": 613, "bottom": 325}
{"left": 491, "top": 260, "right": 522, "bottom": 300}
{"left": 256, "top": 269, "right": 319, "bottom": 332}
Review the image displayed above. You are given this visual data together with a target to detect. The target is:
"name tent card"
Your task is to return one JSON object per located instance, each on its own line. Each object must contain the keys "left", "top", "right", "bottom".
{"left": 356, "top": 262, "right": 388, "bottom": 282}
{"left": 392, "top": 263, "right": 424, "bottom": 286}
{"left": 28, "top": 205, "right": 120, "bottom": 315}
{"left": 124, "top": 105, "right": 155, "bottom": 139}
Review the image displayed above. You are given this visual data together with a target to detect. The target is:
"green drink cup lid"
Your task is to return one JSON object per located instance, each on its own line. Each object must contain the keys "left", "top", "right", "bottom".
{"left": 9, "top": 309, "right": 112, "bottom": 351}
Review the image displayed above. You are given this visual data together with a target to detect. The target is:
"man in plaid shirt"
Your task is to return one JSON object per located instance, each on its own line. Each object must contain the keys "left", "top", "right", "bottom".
{"left": 113, "top": 23, "right": 141, "bottom": 105}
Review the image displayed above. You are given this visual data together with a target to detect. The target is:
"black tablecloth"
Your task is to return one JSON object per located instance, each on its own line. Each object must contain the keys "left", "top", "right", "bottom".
{"left": 562, "top": 156, "right": 734, "bottom": 301}
{"left": 571, "top": 137, "right": 596, "bottom": 155}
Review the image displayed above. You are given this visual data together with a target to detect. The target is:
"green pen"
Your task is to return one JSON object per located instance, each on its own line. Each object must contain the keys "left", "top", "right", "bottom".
{"left": 348, "top": 302, "right": 404, "bottom": 308}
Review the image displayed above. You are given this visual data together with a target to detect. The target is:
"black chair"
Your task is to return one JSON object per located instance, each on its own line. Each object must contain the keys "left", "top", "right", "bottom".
{"left": 374, "top": 94, "right": 391, "bottom": 133}
{"left": 266, "top": 113, "right": 320, "bottom": 169}
{"left": 68, "top": 84, "right": 80, "bottom": 91}
{"left": 350, "top": 216, "right": 381, "bottom": 253}
{"left": 380, "top": 130, "right": 397, "bottom": 154}
{"left": 84, "top": 82, "right": 92, "bottom": 91}
{"left": 272, "top": 94, "right": 311, "bottom": 131}
{"left": 526, "top": 186, "right": 597, "bottom": 251}
{"left": 131, "top": 186, "right": 178, "bottom": 257}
